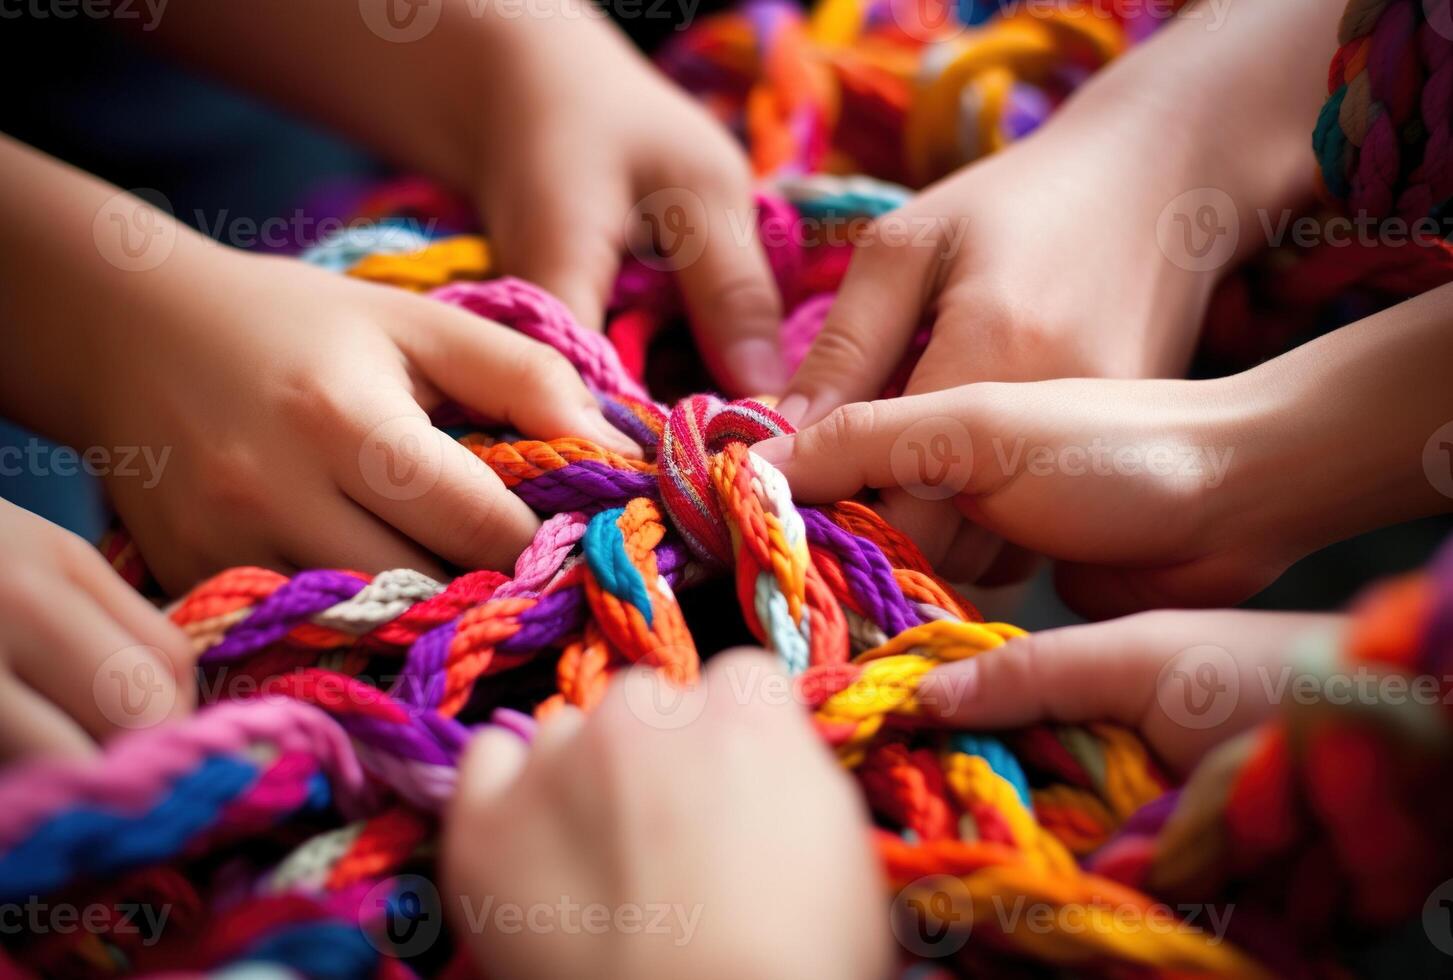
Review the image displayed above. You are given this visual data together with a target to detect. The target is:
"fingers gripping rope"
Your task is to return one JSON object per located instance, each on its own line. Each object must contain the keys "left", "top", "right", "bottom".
{"left": 0, "top": 265, "right": 1267, "bottom": 975}
{"left": 8, "top": 0, "right": 1446, "bottom": 971}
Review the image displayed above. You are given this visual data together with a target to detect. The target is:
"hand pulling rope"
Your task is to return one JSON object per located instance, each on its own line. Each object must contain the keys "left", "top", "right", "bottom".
{"left": 13, "top": 0, "right": 1453, "bottom": 976}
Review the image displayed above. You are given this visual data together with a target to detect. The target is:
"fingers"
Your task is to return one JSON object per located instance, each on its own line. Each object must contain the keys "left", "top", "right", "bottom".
{"left": 675, "top": 194, "right": 786, "bottom": 397}
{"left": 486, "top": 184, "right": 623, "bottom": 334}
{"left": 1052, "top": 553, "right": 1272, "bottom": 621}
{"left": 754, "top": 389, "right": 986, "bottom": 504}
{"left": 452, "top": 706, "right": 584, "bottom": 816}
{"left": 0, "top": 674, "right": 95, "bottom": 762}
{"left": 973, "top": 542, "right": 1040, "bottom": 589}
{"left": 335, "top": 392, "right": 542, "bottom": 572}
{"left": 61, "top": 538, "right": 195, "bottom": 686}
{"left": 276, "top": 491, "right": 448, "bottom": 581}
{"left": 454, "top": 727, "right": 532, "bottom": 811}
{"left": 916, "top": 623, "right": 1156, "bottom": 730}
{"left": 874, "top": 490, "right": 963, "bottom": 568}
{"left": 777, "top": 225, "right": 939, "bottom": 427}
{"left": 401, "top": 304, "right": 640, "bottom": 458}
{"left": 927, "top": 515, "right": 1005, "bottom": 584}
{"left": 6, "top": 590, "right": 190, "bottom": 743}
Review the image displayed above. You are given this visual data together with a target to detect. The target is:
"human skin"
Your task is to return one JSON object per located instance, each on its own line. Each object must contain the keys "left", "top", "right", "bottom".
{"left": 443, "top": 650, "right": 892, "bottom": 980}
{"left": 140, "top": 0, "right": 786, "bottom": 394}
{"left": 757, "top": 281, "right": 1453, "bottom": 618}
{"left": 777, "top": 0, "right": 1347, "bottom": 582}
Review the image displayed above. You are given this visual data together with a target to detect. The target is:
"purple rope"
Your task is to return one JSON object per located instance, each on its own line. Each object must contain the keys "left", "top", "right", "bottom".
{"left": 509, "top": 460, "right": 658, "bottom": 513}
{"left": 203, "top": 570, "right": 368, "bottom": 663}
{"left": 800, "top": 508, "right": 919, "bottom": 636}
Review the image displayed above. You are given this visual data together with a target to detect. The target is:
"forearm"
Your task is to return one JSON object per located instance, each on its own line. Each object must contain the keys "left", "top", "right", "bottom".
{"left": 0, "top": 135, "right": 214, "bottom": 445}
{"left": 140, "top": 0, "right": 638, "bottom": 192}
{"left": 1218, "top": 284, "right": 1453, "bottom": 557}
{"left": 1050, "top": 0, "right": 1342, "bottom": 256}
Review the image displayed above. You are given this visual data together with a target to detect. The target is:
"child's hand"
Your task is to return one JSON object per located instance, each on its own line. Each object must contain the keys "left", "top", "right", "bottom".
{"left": 0, "top": 499, "right": 193, "bottom": 761}
{"left": 469, "top": 5, "right": 784, "bottom": 394}
{"left": 918, "top": 610, "right": 1343, "bottom": 774}
{"left": 89, "top": 246, "right": 639, "bottom": 593}
{"left": 774, "top": 0, "right": 1342, "bottom": 577}
{"left": 760, "top": 282, "right": 1453, "bottom": 618}
{"left": 443, "top": 651, "right": 891, "bottom": 980}
{"left": 757, "top": 376, "right": 1286, "bottom": 618}
{"left": 780, "top": 130, "right": 1215, "bottom": 580}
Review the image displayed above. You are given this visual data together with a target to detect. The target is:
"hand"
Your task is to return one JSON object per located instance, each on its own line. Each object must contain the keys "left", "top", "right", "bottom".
{"left": 773, "top": 0, "right": 1339, "bottom": 579}
{"left": 760, "top": 279, "right": 1453, "bottom": 618}
{"left": 755, "top": 375, "right": 1289, "bottom": 619}
{"left": 442, "top": 651, "right": 891, "bottom": 980}
{"left": 917, "top": 609, "right": 1344, "bottom": 774}
{"left": 775, "top": 119, "right": 1221, "bottom": 581}
{"left": 470, "top": 3, "right": 784, "bottom": 395}
{"left": 0, "top": 499, "right": 193, "bottom": 760}
{"left": 85, "top": 240, "right": 638, "bottom": 594}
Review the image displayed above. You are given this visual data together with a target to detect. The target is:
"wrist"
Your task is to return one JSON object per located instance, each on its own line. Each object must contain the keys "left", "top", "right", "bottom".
{"left": 1204, "top": 331, "right": 1453, "bottom": 567}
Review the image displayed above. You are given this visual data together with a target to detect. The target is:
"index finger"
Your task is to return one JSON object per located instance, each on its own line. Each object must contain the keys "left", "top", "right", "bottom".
{"left": 752, "top": 389, "right": 987, "bottom": 504}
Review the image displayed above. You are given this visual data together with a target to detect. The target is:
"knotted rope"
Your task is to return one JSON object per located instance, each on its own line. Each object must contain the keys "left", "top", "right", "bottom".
{"left": 10, "top": 0, "right": 1453, "bottom": 976}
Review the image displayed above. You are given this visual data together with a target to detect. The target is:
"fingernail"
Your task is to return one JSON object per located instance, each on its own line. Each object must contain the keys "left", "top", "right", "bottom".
{"left": 917, "top": 662, "right": 978, "bottom": 718}
{"left": 752, "top": 435, "right": 792, "bottom": 465}
{"left": 725, "top": 339, "right": 787, "bottom": 397}
{"left": 775, "top": 393, "right": 809, "bottom": 426}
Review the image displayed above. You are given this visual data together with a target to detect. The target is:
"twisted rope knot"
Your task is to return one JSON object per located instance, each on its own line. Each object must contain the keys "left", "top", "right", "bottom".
{"left": 656, "top": 394, "right": 792, "bottom": 565}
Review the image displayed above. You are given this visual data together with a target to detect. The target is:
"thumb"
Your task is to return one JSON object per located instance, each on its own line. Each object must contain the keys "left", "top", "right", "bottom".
{"left": 753, "top": 389, "right": 982, "bottom": 504}
{"left": 454, "top": 727, "right": 531, "bottom": 810}
{"left": 916, "top": 621, "right": 1159, "bottom": 730}
{"left": 777, "top": 224, "right": 938, "bottom": 427}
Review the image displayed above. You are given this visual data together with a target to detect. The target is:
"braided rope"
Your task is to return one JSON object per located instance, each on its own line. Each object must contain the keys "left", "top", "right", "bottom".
{"left": 1317, "top": 0, "right": 1453, "bottom": 223}
{"left": 7, "top": 0, "right": 1452, "bottom": 975}
{"left": 1, "top": 266, "right": 1260, "bottom": 975}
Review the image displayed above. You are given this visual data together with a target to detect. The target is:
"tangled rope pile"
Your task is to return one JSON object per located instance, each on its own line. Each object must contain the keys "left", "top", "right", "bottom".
{"left": 6, "top": 266, "right": 1269, "bottom": 977}
{"left": 8, "top": 0, "right": 1453, "bottom": 976}
{"left": 1316, "top": 0, "right": 1453, "bottom": 223}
